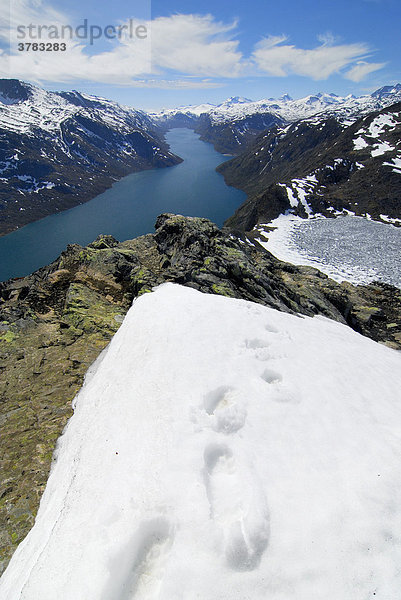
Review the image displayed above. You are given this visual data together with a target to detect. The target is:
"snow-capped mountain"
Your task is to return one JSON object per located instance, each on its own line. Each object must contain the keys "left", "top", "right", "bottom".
{"left": 1, "top": 282, "right": 401, "bottom": 599}
{"left": 220, "top": 101, "right": 401, "bottom": 229}
{"left": 0, "top": 80, "right": 181, "bottom": 235}
{"left": 153, "top": 85, "right": 401, "bottom": 126}
{"left": 2, "top": 79, "right": 401, "bottom": 235}
{"left": 151, "top": 85, "right": 401, "bottom": 154}
{"left": 371, "top": 83, "right": 401, "bottom": 99}
{"left": 0, "top": 83, "right": 150, "bottom": 136}
{"left": 216, "top": 95, "right": 253, "bottom": 108}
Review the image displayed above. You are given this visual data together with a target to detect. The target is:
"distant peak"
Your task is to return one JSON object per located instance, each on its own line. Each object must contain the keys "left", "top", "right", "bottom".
{"left": 371, "top": 83, "right": 401, "bottom": 99}
{"left": 0, "top": 79, "right": 34, "bottom": 104}
{"left": 220, "top": 96, "right": 253, "bottom": 106}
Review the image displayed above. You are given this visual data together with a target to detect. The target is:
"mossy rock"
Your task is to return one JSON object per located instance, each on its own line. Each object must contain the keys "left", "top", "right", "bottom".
{"left": 1, "top": 213, "right": 400, "bottom": 575}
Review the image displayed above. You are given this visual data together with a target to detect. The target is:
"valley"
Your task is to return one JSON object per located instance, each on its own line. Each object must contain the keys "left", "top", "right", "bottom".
{"left": 1, "top": 79, "right": 401, "bottom": 239}
{"left": 0, "top": 80, "right": 181, "bottom": 236}
{"left": 0, "top": 128, "right": 245, "bottom": 281}
{"left": 1, "top": 77, "right": 401, "bottom": 591}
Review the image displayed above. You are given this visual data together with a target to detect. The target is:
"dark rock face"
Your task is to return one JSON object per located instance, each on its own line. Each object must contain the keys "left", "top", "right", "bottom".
{"left": 0, "top": 80, "right": 32, "bottom": 104}
{"left": 220, "top": 104, "right": 401, "bottom": 230}
{"left": 1, "top": 214, "right": 400, "bottom": 574}
{"left": 194, "top": 112, "right": 285, "bottom": 154}
{"left": 152, "top": 111, "right": 285, "bottom": 155}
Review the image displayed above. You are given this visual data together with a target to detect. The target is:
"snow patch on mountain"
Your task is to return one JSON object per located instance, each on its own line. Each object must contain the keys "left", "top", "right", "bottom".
{"left": 352, "top": 109, "right": 401, "bottom": 160}
{"left": 371, "top": 141, "right": 395, "bottom": 157}
{"left": 278, "top": 179, "right": 316, "bottom": 214}
{"left": 152, "top": 85, "right": 401, "bottom": 128}
{"left": 353, "top": 136, "right": 369, "bottom": 150}
{"left": 1, "top": 283, "right": 401, "bottom": 599}
{"left": 383, "top": 155, "right": 401, "bottom": 173}
{"left": 0, "top": 81, "right": 153, "bottom": 137}
{"left": 368, "top": 113, "right": 398, "bottom": 137}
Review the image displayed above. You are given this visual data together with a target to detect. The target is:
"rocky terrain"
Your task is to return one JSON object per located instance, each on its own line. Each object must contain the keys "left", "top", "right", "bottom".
{"left": 1, "top": 213, "right": 401, "bottom": 574}
{"left": 0, "top": 80, "right": 181, "bottom": 235}
{"left": 220, "top": 102, "right": 401, "bottom": 230}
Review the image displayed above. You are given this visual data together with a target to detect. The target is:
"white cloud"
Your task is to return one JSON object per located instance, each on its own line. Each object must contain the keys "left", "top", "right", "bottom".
{"left": 345, "top": 61, "right": 386, "bottom": 82}
{"left": 150, "top": 14, "right": 244, "bottom": 78}
{"left": 317, "top": 32, "right": 339, "bottom": 46}
{"left": 252, "top": 36, "right": 382, "bottom": 81}
{"left": 0, "top": 0, "right": 68, "bottom": 43}
{"left": 0, "top": 3, "right": 245, "bottom": 84}
{"left": 0, "top": 1, "right": 387, "bottom": 88}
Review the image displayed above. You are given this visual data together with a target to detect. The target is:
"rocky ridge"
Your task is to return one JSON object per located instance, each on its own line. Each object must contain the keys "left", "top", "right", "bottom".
{"left": 1, "top": 213, "right": 401, "bottom": 574}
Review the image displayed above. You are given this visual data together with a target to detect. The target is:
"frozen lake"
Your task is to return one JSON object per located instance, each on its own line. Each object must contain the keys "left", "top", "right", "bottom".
{"left": 256, "top": 215, "right": 401, "bottom": 289}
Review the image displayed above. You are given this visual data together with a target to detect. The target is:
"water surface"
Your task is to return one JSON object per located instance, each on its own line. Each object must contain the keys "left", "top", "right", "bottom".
{"left": 0, "top": 129, "right": 246, "bottom": 281}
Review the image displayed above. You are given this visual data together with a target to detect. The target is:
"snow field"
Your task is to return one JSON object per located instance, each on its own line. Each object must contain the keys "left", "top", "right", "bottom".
{"left": 1, "top": 283, "right": 401, "bottom": 599}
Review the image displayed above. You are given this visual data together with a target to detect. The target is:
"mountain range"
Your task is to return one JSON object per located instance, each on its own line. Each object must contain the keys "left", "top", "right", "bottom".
{"left": 220, "top": 101, "right": 401, "bottom": 230}
{"left": 1, "top": 77, "right": 401, "bottom": 590}
{"left": 0, "top": 79, "right": 181, "bottom": 235}
{"left": 1, "top": 79, "right": 401, "bottom": 236}
{"left": 151, "top": 84, "right": 401, "bottom": 153}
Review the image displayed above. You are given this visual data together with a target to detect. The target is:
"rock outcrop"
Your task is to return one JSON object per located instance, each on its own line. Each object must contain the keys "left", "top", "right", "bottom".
{"left": 1, "top": 213, "right": 400, "bottom": 573}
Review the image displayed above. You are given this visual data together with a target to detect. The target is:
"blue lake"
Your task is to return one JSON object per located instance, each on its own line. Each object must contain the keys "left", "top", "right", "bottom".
{"left": 0, "top": 128, "right": 246, "bottom": 281}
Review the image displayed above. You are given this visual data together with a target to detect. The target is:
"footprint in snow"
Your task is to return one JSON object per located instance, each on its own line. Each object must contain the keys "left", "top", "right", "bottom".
{"left": 260, "top": 368, "right": 299, "bottom": 404}
{"left": 264, "top": 322, "right": 279, "bottom": 333}
{"left": 102, "top": 517, "right": 174, "bottom": 600}
{"left": 191, "top": 387, "right": 247, "bottom": 434}
{"left": 245, "top": 338, "right": 270, "bottom": 349}
{"left": 261, "top": 368, "right": 283, "bottom": 384}
{"left": 203, "top": 386, "right": 247, "bottom": 434}
{"left": 244, "top": 338, "right": 271, "bottom": 361}
{"left": 203, "top": 443, "right": 270, "bottom": 572}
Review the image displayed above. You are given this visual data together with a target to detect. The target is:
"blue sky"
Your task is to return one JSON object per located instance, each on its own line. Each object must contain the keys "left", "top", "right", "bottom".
{"left": 0, "top": 0, "right": 400, "bottom": 109}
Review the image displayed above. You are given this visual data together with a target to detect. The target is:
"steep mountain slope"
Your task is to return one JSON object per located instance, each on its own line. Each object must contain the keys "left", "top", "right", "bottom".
{"left": 151, "top": 85, "right": 401, "bottom": 153}
{"left": 0, "top": 80, "right": 181, "bottom": 235}
{"left": 195, "top": 110, "right": 285, "bottom": 155}
{"left": 2, "top": 80, "right": 400, "bottom": 236}
{"left": 221, "top": 102, "right": 401, "bottom": 230}
{"left": 1, "top": 214, "right": 401, "bottom": 574}
{"left": 1, "top": 283, "right": 401, "bottom": 599}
